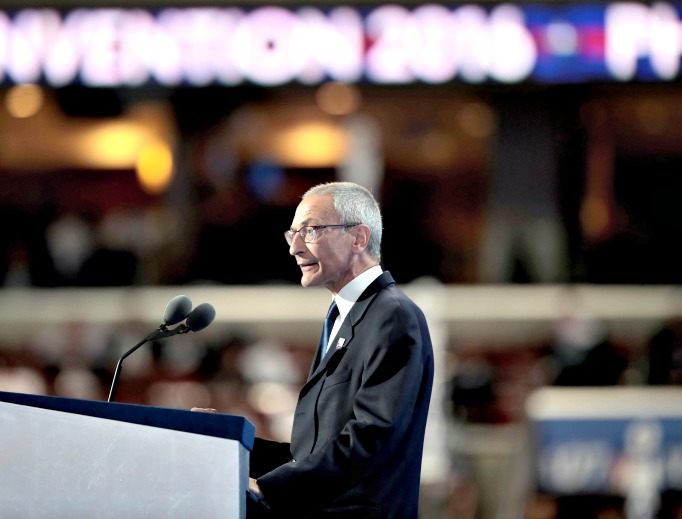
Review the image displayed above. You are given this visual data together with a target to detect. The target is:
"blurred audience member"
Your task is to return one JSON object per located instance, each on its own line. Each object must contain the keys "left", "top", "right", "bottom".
{"left": 478, "top": 96, "right": 569, "bottom": 284}
{"left": 45, "top": 211, "right": 96, "bottom": 284}
{"left": 448, "top": 356, "right": 498, "bottom": 424}
{"left": 548, "top": 316, "right": 625, "bottom": 386}
{"left": 1, "top": 206, "right": 59, "bottom": 287}
{"left": 1, "top": 240, "right": 33, "bottom": 286}
{"left": 75, "top": 210, "right": 139, "bottom": 286}
{"left": 646, "top": 313, "right": 682, "bottom": 385}
{"left": 0, "top": 365, "right": 48, "bottom": 395}
{"left": 544, "top": 292, "right": 627, "bottom": 386}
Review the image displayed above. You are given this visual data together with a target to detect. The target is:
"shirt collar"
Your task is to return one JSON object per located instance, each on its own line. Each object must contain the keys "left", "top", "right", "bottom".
{"left": 333, "top": 265, "right": 383, "bottom": 319}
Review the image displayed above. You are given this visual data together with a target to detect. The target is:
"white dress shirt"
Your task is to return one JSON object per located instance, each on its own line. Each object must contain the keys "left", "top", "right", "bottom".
{"left": 326, "top": 265, "right": 383, "bottom": 349}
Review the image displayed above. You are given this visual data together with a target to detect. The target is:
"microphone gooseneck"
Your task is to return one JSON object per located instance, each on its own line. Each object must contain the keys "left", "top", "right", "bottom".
{"left": 107, "top": 297, "right": 216, "bottom": 403}
{"left": 107, "top": 329, "right": 158, "bottom": 403}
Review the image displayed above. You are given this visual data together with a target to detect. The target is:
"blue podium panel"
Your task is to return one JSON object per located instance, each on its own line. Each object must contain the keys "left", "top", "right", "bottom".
{"left": 0, "top": 391, "right": 255, "bottom": 519}
{"left": 526, "top": 387, "right": 682, "bottom": 496}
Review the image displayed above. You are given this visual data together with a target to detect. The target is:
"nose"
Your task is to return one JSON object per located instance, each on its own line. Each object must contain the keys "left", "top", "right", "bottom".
{"left": 289, "top": 231, "right": 306, "bottom": 256}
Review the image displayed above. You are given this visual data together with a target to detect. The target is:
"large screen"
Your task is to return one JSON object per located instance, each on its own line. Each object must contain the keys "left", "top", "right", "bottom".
{"left": 0, "top": 2, "right": 680, "bottom": 87}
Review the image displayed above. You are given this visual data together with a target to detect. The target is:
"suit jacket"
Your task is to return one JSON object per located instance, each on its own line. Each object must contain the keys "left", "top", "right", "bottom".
{"left": 252, "top": 272, "right": 434, "bottom": 519}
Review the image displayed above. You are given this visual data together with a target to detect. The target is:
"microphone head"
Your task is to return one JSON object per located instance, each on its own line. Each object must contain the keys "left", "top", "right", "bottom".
{"left": 186, "top": 303, "right": 216, "bottom": 332}
{"left": 163, "top": 295, "right": 193, "bottom": 325}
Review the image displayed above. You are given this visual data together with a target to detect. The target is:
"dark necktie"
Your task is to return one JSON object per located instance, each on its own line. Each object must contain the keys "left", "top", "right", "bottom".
{"left": 321, "top": 300, "right": 340, "bottom": 356}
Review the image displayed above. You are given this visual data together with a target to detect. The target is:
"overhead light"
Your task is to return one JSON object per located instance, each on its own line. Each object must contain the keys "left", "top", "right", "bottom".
{"left": 5, "top": 83, "right": 44, "bottom": 119}
{"left": 136, "top": 143, "right": 174, "bottom": 194}
{"left": 272, "top": 120, "right": 347, "bottom": 167}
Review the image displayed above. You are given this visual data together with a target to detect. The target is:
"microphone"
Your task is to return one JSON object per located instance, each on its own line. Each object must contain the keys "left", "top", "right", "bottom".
{"left": 163, "top": 294, "right": 193, "bottom": 326}
{"left": 107, "top": 297, "right": 216, "bottom": 403}
{"left": 185, "top": 302, "right": 216, "bottom": 332}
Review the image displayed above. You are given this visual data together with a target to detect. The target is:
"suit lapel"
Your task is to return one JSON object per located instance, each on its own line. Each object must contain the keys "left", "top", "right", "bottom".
{"left": 304, "top": 272, "right": 396, "bottom": 383}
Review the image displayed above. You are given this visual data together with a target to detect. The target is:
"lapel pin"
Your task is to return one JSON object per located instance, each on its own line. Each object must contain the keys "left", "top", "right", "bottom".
{"left": 335, "top": 338, "right": 346, "bottom": 350}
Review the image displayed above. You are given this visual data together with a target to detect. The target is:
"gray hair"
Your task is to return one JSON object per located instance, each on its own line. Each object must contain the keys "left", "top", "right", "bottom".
{"left": 303, "top": 182, "right": 383, "bottom": 261}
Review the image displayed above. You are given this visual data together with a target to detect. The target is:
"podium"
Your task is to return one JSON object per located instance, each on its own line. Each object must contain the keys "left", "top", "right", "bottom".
{"left": 0, "top": 390, "right": 255, "bottom": 519}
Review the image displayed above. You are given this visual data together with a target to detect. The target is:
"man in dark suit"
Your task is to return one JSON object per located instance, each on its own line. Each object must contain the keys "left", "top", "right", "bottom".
{"left": 248, "top": 181, "right": 434, "bottom": 519}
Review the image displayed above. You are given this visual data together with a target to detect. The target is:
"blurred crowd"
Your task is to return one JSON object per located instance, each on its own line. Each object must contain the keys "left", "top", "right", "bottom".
{"left": 1, "top": 92, "right": 680, "bottom": 518}
{"left": 1, "top": 287, "right": 681, "bottom": 519}
{"left": 1, "top": 179, "right": 681, "bottom": 519}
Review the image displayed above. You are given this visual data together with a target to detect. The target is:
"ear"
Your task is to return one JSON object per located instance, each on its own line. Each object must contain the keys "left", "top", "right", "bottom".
{"left": 351, "top": 224, "right": 371, "bottom": 253}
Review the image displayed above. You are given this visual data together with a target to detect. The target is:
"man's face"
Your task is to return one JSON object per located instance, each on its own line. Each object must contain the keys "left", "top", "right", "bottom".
{"left": 288, "top": 194, "right": 356, "bottom": 294}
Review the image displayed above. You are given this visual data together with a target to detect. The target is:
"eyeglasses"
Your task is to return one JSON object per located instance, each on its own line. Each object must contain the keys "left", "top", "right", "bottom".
{"left": 284, "top": 224, "right": 359, "bottom": 245}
